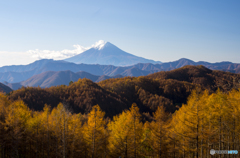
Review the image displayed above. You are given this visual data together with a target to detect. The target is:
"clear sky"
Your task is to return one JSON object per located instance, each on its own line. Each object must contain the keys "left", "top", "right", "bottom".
{"left": 0, "top": 0, "right": 240, "bottom": 66}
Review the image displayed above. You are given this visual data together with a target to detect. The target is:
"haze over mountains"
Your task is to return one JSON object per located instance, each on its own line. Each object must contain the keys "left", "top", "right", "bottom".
{"left": 0, "top": 41, "right": 240, "bottom": 91}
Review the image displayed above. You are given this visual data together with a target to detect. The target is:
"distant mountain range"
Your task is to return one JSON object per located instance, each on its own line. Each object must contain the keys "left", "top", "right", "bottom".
{"left": 0, "top": 59, "right": 155, "bottom": 84}
{"left": 1, "top": 58, "right": 240, "bottom": 90}
{"left": 65, "top": 41, "right": 161, "bottom": 66}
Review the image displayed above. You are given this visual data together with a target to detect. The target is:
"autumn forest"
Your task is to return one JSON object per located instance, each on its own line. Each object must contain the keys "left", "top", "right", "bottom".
{"left": 1, "top": 65, "right": 240, "bottom": 158}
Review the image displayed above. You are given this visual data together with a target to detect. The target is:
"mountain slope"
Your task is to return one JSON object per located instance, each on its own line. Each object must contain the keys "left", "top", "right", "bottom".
{"left": 65, "top": 41, "right": 160, "bottom": 66}
{"left": 20, "top": 70, "right": 99, "bottom": 88}
{"left": 7, "top": 70, "right": 124, "bottom": 90}
{"left": 0, "top": 59, "right": 54, "bottom": 73}
{"left": 3, "top": 82, "right": 22, "bottom": 90}
{"left": 158, "top": 58, "right": 240, "bottom": 73}
{"left": 0, "top": 70, "right": 36, "bottom": 83}
{"left": 0, "top": 59, "right": 107, "bottom": 83}
{"left": 121, "top": 67, "right": 151, "bottom": 77}
{"left": 8, "top": 79, "right": 129, "bottom": 117}
{"left": 20, "top": 71, "right": 80, "bottom": 87}
{"left": 75, "top": 71, "right": 99, "bottom": 81}
{"left": 0, "top": 83, "right": 12, "bottom": 93}
{"left": 95, "top": 74, "right": 123, "bottom": 82}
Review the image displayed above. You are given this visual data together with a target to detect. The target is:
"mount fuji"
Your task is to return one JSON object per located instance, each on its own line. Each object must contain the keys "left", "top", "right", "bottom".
{"left": 64, "top": 40, "right": 161, "bottom": 66}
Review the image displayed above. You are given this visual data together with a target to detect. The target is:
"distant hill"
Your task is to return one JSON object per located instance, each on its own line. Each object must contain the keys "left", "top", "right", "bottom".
{"left": 0, "top": 59, "right": 55, "bottom": 73}
{"left": 7, "top": 66, "right": 240, "bottom": 118}
{"left": 5, "top": 70, "right": 124, "bottom": 90}
{"left": 3, "top": 82, "right": 22, "bottom": 91}
{"left": 8, "top": 79, "right": 129, "bottom": 117}
{"left": 156, "top": 58, "right": 240, "bottom": 73}
{"left": 0, "top": 59, "right": 107, "bottom": 83}
{"left": 64, "top": 41, "right": 161, "bottom": 66}
{"left": 120, "top": 67, "right": 152, "bottom": 77}
{"left": 0, "top": 70, "right": 36, "bottom": 83}
{"left": 0, "top": 83, "right": 12, "bottom": 93}
{"left": 148, "top": 65, "right": 240, "bottom": 92}
{"left": 23, "top": 71, "right": 85, "bottom": 88}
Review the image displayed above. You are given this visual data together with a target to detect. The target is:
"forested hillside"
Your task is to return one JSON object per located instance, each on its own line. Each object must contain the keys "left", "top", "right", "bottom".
{"left": 148, "top": 65, "right": 240, "bottom": 92}
{"left": 8, "top": 75, "right": 197, "bottom": 118}
{"left": 1, "top": 88, "right": 240, "bottom": 157}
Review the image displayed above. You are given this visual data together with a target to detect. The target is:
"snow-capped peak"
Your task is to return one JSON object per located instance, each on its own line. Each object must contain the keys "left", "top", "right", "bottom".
{"left": 92, "top": 40, "right": 107, "bottom": 50}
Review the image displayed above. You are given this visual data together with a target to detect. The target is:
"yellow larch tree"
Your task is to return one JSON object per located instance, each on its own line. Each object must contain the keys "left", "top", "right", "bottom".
{"left": 227, "top": 88, "right": 240, "bottom": 152}
{"left": 108, "top": 109, "right": 129, "bottom": 157}
{"left": 149, "top": 105, "right": 169, "bottom": 158}
{"left": 50, "top": 102, "right": 71, "bottom": 158}
{"left": 127, "top": 103, "right": 143, "bottom": 158}
{"left": 83, "top": 104, "right": 107, "bottom": 158}
{"left": 26, "top": 111, "right": 43, "bottom": 157}
{"left": 67, "top": 113, "right": 85, "bottom": 158}
{"left": 4, "top": 100, "right": 31, "bottom": 157}
{"left": 108, "top": 103, "right": 143, "bottom": 158}
{"left": 0, "top": 93, "right": 10, "bottom": 157}
{"left": 170, "top": 89, "right": 211, "bottom": 158}
{"left": 206, "top": 89, "right": 234, "bottom": 154}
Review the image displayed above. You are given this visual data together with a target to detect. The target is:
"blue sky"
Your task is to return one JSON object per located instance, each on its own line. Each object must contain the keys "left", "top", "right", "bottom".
{"left": 0, "top": 0, "right": 240, "bottom": 66}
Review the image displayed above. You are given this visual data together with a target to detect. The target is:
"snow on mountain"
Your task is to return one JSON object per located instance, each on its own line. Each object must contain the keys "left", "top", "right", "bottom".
{"left": 92, "top": 40, "right": 107, "bottom": 50}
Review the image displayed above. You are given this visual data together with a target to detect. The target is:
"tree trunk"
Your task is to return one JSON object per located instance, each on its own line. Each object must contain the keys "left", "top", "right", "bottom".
{"left": 134, "top": 114, "right": 136, "bottom": 158}
{"left": 63, "top": 114, "right": 65, "bottom": 158}
{"left": 219, "top": 116, "right": 221, "bottom": 158}
{"left": 92, "top": 110, "right": 96, "bottom": 158}
{"left": 201, "top": 119, "right": 203, "bottom": 158}
{"left": 125, "top": 136, "right": 128, "bottom": 158}
{"left": 47, "top": 113, "right": 50, "bottom": 158}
